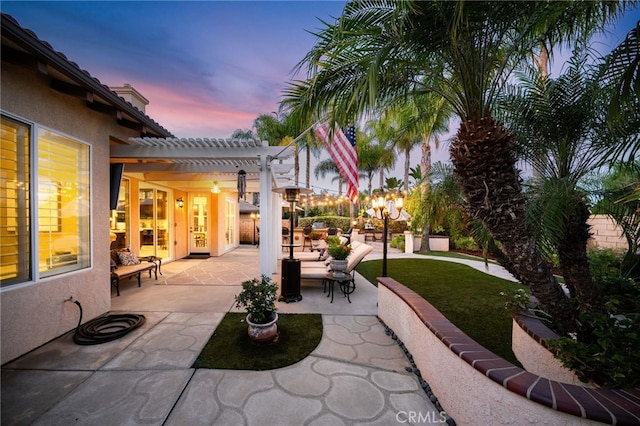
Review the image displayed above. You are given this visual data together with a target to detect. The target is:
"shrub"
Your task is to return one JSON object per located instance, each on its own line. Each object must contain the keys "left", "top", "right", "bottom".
{"left": 233, "top": 275, "right": 278, "bottom": 324}
{"left": 298, "top": 216, "right": 352, "bottom": 230}
{"left": 453, "top": 236, "right": 478, "bottom": 251}
{"left": 390, "top": 235, "right": 405, "bottom": 251}
{"left": 545, "top": 250, "right": 640, "bottom": 388}
{"left": 547, "top": 309, "right": 640, "bottom": 388}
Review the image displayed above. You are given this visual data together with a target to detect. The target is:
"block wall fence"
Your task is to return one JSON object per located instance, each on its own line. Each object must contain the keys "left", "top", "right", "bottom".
{"left": 588, "top": 214, "right": 627, "bottom": 252}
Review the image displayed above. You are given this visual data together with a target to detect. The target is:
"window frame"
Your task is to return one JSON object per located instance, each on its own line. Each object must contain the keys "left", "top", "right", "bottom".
{"left": 0, "top": 112, "right": 93, "bottom": 287}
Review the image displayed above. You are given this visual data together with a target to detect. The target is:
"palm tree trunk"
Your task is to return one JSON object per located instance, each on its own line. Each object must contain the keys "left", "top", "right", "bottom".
{"left": 305, "top": 145, "right": 311, "bottom": 189}
{"left": 451, "top": 116, "right": 575, "bottom": 331}
{"left": 557, "top": 200, "right": 603, "bottom": 315}
{"left": 420, "top": 135, "right": 432, "bottom": 251}
{"left": 404, "top": 146, "right": 411, "bottom": 193}
{"left": 294, "top": 145, "right": 300, "bottom": 187}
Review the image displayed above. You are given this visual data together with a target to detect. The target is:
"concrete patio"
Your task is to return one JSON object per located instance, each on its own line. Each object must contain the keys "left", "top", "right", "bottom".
{"left": 1, "top": 244, "right": 463, "bottom": 425}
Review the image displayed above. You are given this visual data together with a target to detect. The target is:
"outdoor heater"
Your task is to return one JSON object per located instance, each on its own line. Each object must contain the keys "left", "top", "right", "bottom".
{"left": 276, "top": 186, "right": 309, "bottom": 303}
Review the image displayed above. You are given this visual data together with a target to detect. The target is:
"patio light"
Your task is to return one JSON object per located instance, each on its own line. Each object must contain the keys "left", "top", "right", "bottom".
{"left": 371, "top": 191, "right": 404, "bottom": 277}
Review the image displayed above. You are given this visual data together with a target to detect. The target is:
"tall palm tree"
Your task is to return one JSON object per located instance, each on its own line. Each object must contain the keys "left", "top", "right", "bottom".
{"left": 357, "top": 139, "right": 389, "bottom": 196}
{"left": 284, "top": 0, "right": 628, "bottom": 331}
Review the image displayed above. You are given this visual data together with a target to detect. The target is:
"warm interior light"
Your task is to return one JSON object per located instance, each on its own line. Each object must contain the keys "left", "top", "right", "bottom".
{"left": 211, "top": 181, "right": 220, "bottom": 193}
{"left": 176, "top": 197, "right": 184, "bottom": 208}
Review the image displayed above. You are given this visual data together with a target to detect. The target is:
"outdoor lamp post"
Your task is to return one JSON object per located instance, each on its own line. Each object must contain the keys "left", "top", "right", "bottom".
{"left": 250, "top": 212, "right": 259, "bottom": 245}
{"left": 371, "top": 192, "right": 404, "bottom": 277}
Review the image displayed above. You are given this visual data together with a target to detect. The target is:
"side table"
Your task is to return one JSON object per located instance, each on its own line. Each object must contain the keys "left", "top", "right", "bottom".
{"left": 139, "top": 256, "right": 162, "bottom": 275}
{"left": 323, "top": 272, "right": 355, "bottom": 303}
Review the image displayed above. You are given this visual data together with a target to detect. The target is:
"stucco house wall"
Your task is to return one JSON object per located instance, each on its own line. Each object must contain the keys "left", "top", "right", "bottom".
{"left": 0, "top": 53, "right": 149, "bottom": 364}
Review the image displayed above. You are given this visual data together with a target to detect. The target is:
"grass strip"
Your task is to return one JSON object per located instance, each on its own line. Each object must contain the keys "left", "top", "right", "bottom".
{"left": 357, "top": 258, "right": 525, "bottom": 365}
{"left": 193, "top": 313, "right": 322, "bottom": 370}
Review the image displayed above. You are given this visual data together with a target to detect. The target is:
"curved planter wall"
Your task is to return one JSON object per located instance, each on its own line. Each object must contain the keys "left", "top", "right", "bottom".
{"left": 512, "top": 314, "right": 586, "bottom": 386}
{"left": 377, "top": 277, "right": 640, "bottom": 425}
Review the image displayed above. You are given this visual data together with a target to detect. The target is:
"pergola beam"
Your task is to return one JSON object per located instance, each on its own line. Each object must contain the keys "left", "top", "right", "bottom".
{"left": 111, "top": 144, "right": 294, "bottom": 159}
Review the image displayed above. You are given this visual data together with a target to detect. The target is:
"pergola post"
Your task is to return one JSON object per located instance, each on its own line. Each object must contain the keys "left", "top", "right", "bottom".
{"left": 258, "top": 154, "right": 274, "bottom": 276}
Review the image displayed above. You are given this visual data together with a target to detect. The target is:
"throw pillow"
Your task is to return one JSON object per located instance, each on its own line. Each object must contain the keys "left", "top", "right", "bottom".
{"left": 110, "top": 258, "right": 118, "bottom": 271}
{"left": 118, "top": 251, "right": 140, "bottom": 266}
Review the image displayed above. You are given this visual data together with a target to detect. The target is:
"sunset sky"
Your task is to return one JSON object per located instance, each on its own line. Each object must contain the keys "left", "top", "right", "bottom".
{"left": 2, "top": 1, "right": 638, "bottom": 191}
{"left": 3, "top": 1, "right": 348, "bottom": 138}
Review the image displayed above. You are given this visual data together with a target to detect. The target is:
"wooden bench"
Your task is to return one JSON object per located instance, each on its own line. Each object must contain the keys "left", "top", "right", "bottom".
{"left": 110, "top": 249, "right": 157, "bottom": 296}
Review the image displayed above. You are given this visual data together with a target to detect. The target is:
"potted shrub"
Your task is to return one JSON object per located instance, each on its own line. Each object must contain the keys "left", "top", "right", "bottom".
{"left": 309, "top": 230, "right": 326, "bottom": 249}
{"left": 327, "top": 242, "right": 351, "bottom": 278}
{"left": 234, "top": 275, "right": 279, "bottom": 343}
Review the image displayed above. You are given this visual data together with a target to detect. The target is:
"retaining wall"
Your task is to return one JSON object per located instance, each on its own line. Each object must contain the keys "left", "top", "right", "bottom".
{"left": 377, "top": 277, "right": 640, "bottom": 425}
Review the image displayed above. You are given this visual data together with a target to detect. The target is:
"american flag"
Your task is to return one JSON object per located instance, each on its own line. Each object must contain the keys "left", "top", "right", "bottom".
{"left": 314, "top": 123, "right": 359, "bottom": 204}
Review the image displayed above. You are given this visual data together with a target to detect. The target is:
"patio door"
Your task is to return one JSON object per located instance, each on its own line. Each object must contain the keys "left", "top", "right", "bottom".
{"left": 139, "top": 187, "right": 169, "bottom": 259}
{"left": 189, "top": 194, "right": 209, "bottom": 254}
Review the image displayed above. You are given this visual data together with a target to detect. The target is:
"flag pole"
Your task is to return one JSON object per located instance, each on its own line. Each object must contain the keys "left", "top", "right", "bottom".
{"left": 270, "top": 118, "right": 324, "bottom": 160}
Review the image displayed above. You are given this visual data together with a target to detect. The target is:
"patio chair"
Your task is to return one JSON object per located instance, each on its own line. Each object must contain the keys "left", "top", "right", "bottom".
{"left": 300, "top": 241, "right": 374, "bottom": 293}
{"left": 302, "top": 225, "right": 313, "bottom": 251}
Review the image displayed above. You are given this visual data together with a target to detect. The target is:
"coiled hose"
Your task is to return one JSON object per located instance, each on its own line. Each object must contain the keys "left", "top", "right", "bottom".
{"left": 68, "top": 298, "right": 146, "bottom": 345}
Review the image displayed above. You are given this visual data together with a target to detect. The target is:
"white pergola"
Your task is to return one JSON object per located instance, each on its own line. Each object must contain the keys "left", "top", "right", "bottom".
{"left": 112, "top": 137, "right": 296, "bottom": 275}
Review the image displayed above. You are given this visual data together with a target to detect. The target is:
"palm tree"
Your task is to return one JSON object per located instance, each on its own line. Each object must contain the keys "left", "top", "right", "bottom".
{"left": 284, "top": 0, "right": 628, "bottom": 331}
{"left": 357, "top": 136, "right": 391, "bottom": 196}
{"left": 230, "top": 129, "right": 255, "bottom": 139}
{"left": 500, "top": 50, "right": 625, "bottom": 315}
{"left": 363, "top": 118, "right": 397, "bottom": 190}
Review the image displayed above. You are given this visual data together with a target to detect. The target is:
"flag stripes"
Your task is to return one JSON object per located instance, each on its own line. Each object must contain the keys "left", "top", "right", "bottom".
{"left": 314, "top": 123, "right": 359, "bottom": 203}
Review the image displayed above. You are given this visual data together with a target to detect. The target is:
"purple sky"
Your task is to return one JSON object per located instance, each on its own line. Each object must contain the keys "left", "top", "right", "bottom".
{"left": 2, "top": 1, "right": 638, "bottom": 192}
{"left": 2, "top": 1, "right": 346, "bottom": 137}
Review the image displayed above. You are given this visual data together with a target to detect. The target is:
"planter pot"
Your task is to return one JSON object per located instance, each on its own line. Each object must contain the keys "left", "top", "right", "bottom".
{"left": 330, "top": 259, "right": 349, "bottom": 278}
{"left": 246, "top": 313, "right": 278, "bottom": 344}
{"left": 428, "top": 235, "right": 449, "bottom": 251}
{"left": 413, "top": 236, "right": 422, "bottom": 251}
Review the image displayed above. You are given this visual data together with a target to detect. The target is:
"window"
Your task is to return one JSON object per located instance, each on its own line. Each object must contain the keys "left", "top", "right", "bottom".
{"left": 0, "top": 115, "right": 91, "bottom": 286}
{"left": 110, "top": 179, "right": 129, "bottom": 249}
{"left": 37, "top": 128, "right": 91, "bottom": 278}
{"left": 225, "top": 198, "right": 236, "bottom": 247}
{"left": 0, "top": 116, "right": 31, "bottom": 285}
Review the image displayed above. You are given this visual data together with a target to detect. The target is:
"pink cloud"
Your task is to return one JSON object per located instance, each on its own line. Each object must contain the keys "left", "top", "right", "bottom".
{"left": 129, "top": 82, "right": 270, "bottom": 138}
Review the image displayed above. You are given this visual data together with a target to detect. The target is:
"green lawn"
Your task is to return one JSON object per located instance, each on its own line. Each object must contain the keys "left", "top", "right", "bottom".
{"left": 356, "top": 258, "right": 525, "bottom": 365}
{"left": 193, "top": 313, "right": 322, "bottom": 370}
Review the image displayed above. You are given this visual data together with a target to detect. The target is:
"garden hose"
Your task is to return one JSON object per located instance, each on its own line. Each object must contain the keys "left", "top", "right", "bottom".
{"left": 67, "top": 297, "right": 146, "bottom": 345}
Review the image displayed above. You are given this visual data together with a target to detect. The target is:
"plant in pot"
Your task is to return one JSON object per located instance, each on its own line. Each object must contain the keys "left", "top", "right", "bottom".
{"left": 327, "top": 242, "right": 351, "bottom": 278}
{"left": 234, "top": 275, "right": 279, "bottom": 343}
{"left": 309, "top": 230, "right": 326, "bottom": 249}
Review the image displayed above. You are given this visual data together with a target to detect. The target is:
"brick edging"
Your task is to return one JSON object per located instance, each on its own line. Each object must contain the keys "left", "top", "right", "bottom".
{"left": 377, "top": 277, "right": 640, "bottom": 426}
